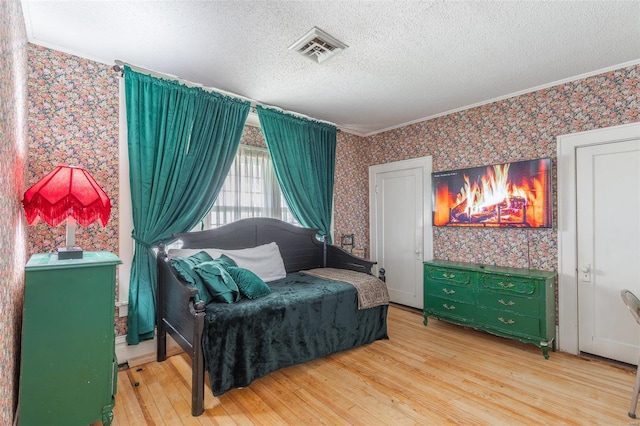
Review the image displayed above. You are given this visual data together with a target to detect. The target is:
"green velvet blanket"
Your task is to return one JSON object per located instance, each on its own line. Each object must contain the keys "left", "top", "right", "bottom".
{"left": 203, "top": 272, "right": 389, "bottom": 396}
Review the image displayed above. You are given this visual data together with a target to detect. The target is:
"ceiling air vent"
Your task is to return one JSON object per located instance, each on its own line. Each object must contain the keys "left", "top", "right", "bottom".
{"left": 289, "top": 27, "right": 348, "bottom": 64}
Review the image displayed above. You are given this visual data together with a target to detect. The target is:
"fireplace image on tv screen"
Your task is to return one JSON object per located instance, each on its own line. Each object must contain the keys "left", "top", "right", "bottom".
{"left": 432, "top": 158, "right": 552, "bottom": 228}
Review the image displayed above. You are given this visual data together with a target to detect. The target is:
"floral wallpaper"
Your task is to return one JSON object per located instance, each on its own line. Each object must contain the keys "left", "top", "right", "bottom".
{"left": 27, "top": 45, "right": 120, "bottom": 254}
{"left": 27, "top": 45, "right": 125, "bottom": 334}
{"left": 0, "top": 1, "right": 28, "bottom": 423}
{"left": 334, "top": 64, "right": 639, "bottom": 271}
{"left": 334, "top": 131, "right": 369, "bottom": 256}
{"left": 240, "top": 122, "right": 267, "bottom": 148}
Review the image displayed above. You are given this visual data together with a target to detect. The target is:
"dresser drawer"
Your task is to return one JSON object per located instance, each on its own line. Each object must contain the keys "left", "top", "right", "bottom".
{"left": 477, "top": 290, "right": 540, "bottom": 316}
{"left": 477, "top": 308, "right": 541, "bottom": 338}
{"left": 426, "top": 281, "right": 475, "bottom": 303}
{"left": 425, "top": 266, "right": 473, "bottom": 286}
{"left": 426, "top": 296, "right": 476, "bottom": 321}
{"left": 479, "top": 274, "right": 538, "bottom": 296}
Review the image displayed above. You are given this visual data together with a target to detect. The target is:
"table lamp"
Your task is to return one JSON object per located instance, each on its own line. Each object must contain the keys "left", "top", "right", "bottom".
{"left": 22, "top": 165, "right": 111, "bottom": 259}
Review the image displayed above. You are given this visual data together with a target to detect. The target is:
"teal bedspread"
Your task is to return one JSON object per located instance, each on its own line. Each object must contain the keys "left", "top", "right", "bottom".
{"left": 203, "top": 272, "right": 389, "bottom": 396}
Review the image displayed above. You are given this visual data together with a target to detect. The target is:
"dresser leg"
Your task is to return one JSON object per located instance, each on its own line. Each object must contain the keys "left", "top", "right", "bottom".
{"left": 102, "top": 402, "right": 114, "bottom": 426}
{"left": 423, "top": 314, "right": 429, "bottom": 326}
{"left": 541, "top": 342, "right": 550, "bottom": 359}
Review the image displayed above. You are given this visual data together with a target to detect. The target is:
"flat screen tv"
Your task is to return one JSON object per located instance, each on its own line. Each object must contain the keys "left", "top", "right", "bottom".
{"left": 432, "top": 158, "right": 552, "bottom": 228}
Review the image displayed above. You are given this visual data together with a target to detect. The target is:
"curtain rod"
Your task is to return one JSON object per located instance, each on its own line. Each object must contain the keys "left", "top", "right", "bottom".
{"left": 113, "top": 59, "right": 339, "bottom": 129}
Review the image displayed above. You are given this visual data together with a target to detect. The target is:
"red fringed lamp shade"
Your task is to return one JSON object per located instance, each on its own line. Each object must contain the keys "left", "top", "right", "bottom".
{"left": 23, "top": 165, "right": 111, "bottom": 227}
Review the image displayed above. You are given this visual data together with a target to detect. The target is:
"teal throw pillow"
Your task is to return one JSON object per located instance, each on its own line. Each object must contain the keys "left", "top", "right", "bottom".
{"left": 227, "top": 266, "right": 271, "bottom": 299}
{"left": 170, "top": 251, "right": 214, "bottom": 303}
{"left": 216, "top": 253, "right": 238, "bottom": 269}
{"left": 194, "top": 259, "right": 241, "bottom": 303}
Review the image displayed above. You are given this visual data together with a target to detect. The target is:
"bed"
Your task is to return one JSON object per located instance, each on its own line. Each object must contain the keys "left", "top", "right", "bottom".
{"left": 156, "top": 218, "right": 389, "bottom": 416}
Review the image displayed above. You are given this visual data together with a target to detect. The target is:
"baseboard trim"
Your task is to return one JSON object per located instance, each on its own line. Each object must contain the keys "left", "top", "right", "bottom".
{"left": 115, "top": 334, "right": 183, "bottom": 366}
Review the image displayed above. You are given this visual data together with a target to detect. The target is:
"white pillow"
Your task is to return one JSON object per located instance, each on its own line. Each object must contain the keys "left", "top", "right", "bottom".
{"left": 167, "top": 242, "right": 287, "bottom": 283}
{"left": 166, "top": 248, "right": 222, "bottom": 260}
{"left": 222, "top": 242, "right": 287, "bottom": 283}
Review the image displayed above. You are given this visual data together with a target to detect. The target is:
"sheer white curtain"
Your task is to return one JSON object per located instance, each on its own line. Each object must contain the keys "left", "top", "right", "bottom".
{"left": 205, "top": 145, "right": 297, "bottom": 229}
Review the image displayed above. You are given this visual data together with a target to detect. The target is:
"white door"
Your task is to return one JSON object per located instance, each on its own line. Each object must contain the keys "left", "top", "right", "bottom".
{"left": 369, "top": 157, "right": 432, "bottom": 309}
{"left": 576, "top": 138, "right": 640, "bottom": 364}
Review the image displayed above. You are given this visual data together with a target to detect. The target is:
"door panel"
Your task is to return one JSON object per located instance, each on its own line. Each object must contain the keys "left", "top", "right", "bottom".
{"left": 577, "top": 139, "right": 640, "bottom": 364}
{"left": 370, "top": 157, "right": 432, "bottom": 309}
{"left": 377, "top": 169, "right": 421, "bottom": 306}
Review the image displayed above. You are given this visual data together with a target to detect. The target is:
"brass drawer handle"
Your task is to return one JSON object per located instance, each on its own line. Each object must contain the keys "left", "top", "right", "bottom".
{"left": 442, "top": 304, "right": 456, "bottom": 310}
{"left": 442, "top": 288, "right": 456, "bottom": 295}
{"left": 443, "top": 273, "right": 456, "bottom": 279}
{"left": 498, "top": 299, "right": 515, "bottom": 306}
{"left": 498, "top": 282, "right": 515, "bottom": 288}
{"left": 498, "top": 317, "right": 515, "bottom": 325}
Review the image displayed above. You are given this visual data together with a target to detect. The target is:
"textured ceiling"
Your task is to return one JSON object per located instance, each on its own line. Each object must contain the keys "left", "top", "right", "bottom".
{"left": 22, "top": 1, "right": 640, "bottom": 136}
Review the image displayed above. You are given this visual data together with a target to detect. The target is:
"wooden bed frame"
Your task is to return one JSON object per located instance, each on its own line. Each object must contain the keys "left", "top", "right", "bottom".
{"left": 156, "top": 218, "right": 385, "bottom": 416}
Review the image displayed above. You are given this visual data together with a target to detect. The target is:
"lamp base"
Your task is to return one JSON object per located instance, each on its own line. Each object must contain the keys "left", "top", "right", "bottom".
{"left": 58, "top": 247, "right": 83, "bottom": 260}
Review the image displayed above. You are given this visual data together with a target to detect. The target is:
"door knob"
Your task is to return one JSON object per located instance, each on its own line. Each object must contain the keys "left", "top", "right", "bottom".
{"left": 581, "top": 264, "right": 591, "bottom": 282}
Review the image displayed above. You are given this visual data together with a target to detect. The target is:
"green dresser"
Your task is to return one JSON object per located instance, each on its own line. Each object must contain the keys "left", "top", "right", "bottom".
{"left": 18, "top": 251, "right": 121, "bottom": 425}
{"left": 424, "top": 260, "right": 556, "bottom": 358}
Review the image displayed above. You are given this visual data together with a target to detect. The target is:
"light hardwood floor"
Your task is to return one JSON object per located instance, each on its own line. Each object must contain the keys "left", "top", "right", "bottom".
{"left": 111, "top": 305, "right": 638, "bottom": 425}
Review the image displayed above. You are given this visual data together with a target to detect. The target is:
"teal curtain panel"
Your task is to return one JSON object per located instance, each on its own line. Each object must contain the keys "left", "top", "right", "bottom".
{"left": 256, "top": 106, "right": 336, "bottom": 243}
{"left": 124, "top": 67, "right": 250, "bottom": 344}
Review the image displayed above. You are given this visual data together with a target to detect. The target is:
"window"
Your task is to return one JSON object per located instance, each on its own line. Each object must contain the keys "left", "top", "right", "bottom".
{"left": 203, "top": 145, "right": 298, "bottom": 229}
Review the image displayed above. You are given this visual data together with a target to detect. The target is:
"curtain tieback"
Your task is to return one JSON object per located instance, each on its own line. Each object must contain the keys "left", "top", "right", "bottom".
{"left": 131, "top": 232, "right": 154, "bottom": 248}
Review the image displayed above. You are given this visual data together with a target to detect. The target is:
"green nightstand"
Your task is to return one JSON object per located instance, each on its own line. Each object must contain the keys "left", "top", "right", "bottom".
{"left": 18, "top": 251, "right": 121, "bottom": 425}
